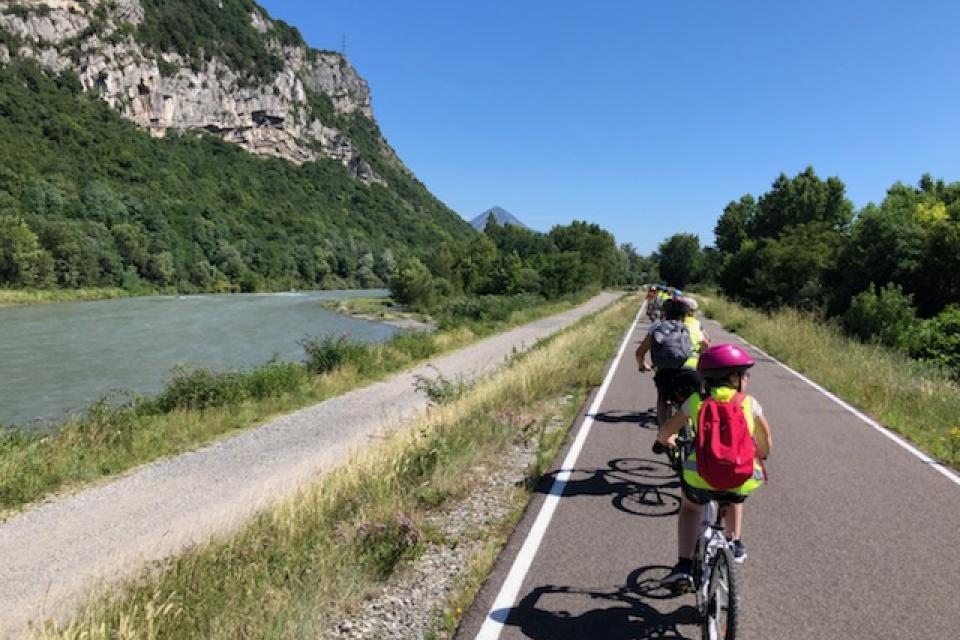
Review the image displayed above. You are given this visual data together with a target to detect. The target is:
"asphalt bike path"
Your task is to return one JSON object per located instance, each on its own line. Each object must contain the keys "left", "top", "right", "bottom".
{"left": 0, "top": 292, "right": 620, "bottom": 637}
{"left": 458, "top": 300, "right": 960, "bottom": 639}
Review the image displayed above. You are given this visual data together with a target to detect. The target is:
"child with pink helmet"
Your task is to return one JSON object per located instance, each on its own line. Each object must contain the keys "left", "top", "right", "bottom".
{"left": 656, "top": 343, "right": 773, "bottom": 590}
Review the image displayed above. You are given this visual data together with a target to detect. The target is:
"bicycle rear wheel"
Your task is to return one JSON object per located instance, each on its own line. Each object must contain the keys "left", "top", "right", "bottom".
{"left": 702, "top": 545, "right": 738, "bottom": 640}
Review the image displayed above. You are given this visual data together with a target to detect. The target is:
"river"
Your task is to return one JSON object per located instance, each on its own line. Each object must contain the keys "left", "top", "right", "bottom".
{"left": 0, "top": 290, "right": 397, "bottom": 430}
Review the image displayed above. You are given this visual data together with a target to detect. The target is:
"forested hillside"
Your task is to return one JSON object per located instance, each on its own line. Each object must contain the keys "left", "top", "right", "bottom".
{"left": 0, "top": 59, "right": 479, "bottom": 292}
{"left": 655, "top": 167, "right": 960, "bottom": 375}
{"left": 0, "top": 0, "right": 473, "bottom": 293}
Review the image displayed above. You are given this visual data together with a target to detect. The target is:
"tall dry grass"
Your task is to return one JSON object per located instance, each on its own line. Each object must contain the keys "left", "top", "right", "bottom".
{"left": 30, "top": 297, "right": 638, "bottom": 639}
{"left": 700, "top": 294, "right": 960, "bottom": 467}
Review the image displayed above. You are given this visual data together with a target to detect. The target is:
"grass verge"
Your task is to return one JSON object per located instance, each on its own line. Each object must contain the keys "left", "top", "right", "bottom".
{"left": 0, "top": 291, "right": 599, "bottom": 515}
{"left": 30, "top": 295, "right": 638, "bottom": 639}
{"left": 697, "top": 292, "right": 960, "bottom": 468}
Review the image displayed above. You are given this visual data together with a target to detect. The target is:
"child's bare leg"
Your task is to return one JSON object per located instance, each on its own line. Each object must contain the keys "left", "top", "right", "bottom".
{"left": 724, "top": 503, "right": 743, "bottom": 541}
{"left": 678, "top": 497, "right": 703, "bottom": 559}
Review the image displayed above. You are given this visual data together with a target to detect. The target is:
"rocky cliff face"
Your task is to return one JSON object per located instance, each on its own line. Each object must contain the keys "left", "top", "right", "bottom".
{"left": 0, "top": 0, "right": 385, "bottom": 182}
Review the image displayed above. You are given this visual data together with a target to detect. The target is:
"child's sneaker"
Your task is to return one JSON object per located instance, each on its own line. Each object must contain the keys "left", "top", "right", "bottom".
{"left": 731, "top": 539, "right": 747, "bottom": 564}
{"left": 661, "top": 559, "right": 694, "bottom": 591}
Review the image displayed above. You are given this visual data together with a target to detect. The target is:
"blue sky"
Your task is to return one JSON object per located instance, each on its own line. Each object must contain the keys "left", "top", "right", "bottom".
{"left": 259, "top": 0, "right": 960, "bottom": 253}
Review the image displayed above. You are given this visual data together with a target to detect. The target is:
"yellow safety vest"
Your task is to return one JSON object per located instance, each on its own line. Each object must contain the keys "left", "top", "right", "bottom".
{"left": 683, "top": 316, "right": 702, "bottom": 369}
{"left": 682, "top": 387, "right": 764, "bottom": 495}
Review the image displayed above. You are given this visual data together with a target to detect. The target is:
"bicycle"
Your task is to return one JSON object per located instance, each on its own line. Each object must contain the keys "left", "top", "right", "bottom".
{"left": 655, "top": 427, "right": 740, "bottom": 640}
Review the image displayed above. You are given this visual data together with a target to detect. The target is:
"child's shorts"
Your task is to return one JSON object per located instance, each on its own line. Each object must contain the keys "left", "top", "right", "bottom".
{"left": 682, "top": 481, "right": 748, "bottom": 505}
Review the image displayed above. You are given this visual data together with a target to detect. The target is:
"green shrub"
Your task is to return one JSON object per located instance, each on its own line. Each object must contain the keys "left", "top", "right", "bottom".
{"left": 436, "top": 293, "right": 545, "bottom": 326}
{"left": 842, "top": 283, "right": 917, "bottom": 348}
{"left": 912, "top": 305, "right": 960, "bottom": 377}
{"left": 387, "top": 330, "right": 438, "bottom": 360}
{"left": 300, "top": 333, "right": 373, "bottom": 374}
{"left": 413, "top": 369, "right": 467, "bottom": 406}
{"left": 351, "top": 512, "right": 422, "bottom": 579}
{"left": 242, "top": 361, "right": 308, "bottom": 400}
{"left": 154, "top": 367, "right": 247, "bottom": 412}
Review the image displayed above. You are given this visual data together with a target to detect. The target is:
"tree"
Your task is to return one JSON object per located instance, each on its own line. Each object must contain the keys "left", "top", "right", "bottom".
{"left": 537, "top": 251, "right": 590, "bottom": 299}
{"left": 549, "top": 221, "right": 620, "bottom": 286}
{"left": 0, "top": 216, "right": 53, "bottom": 286}
{"left": 656, "top": 233, "right": 701, "bottom": 288}
{"left": 390, "top": 256, "right": 435, "bottom": 308}
{"left": 715, "top": 195, "right": 755, "bottom": 255}
{"left": 747, "top": 167, "right": 853, "bottom": 240}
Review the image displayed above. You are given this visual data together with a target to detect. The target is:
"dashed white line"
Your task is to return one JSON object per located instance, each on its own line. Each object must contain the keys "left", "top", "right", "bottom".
{"left": 474, "top": 299, "right": 646, "bottom": 639}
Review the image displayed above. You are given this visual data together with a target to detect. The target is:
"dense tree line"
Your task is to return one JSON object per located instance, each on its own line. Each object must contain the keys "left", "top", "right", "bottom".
{"left": 0, "top": 60, "right": 471, "bottom": 293}
{"left": 390, "top": 215, "right": 654, "bottom": 313}
{"left": 655, "top": 167, "right": 960, "bottom": 376}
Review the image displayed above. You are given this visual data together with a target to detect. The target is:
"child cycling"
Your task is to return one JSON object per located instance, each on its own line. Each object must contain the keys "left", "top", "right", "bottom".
{"left": 656, "top": 343, "right": 772, "bottom": 590}
{"left": 637, "top": 297, "right": 707, "bottom": 426}
{"left": 682, "top": 297, "right": 710, "bottom": 355}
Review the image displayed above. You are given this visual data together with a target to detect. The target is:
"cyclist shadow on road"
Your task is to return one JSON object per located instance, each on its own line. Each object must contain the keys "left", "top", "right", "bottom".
{"left": 591, "top": 408, "right": 659, "bottom": 430}
{"left": 536, "top": 458, "right": 681, "bottom": 518}
{"left": 491, "top": 570, "right": 700, "bottom": 639}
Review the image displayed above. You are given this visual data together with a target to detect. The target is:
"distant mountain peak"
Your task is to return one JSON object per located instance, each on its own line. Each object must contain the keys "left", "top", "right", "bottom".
{"left": 470, "top": 206, "right": 530, "bottom": 231}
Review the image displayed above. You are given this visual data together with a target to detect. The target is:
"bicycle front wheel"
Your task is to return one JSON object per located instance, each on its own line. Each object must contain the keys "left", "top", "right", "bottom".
{"left": 702, "top": 545, "right": 738, "bottom": 640}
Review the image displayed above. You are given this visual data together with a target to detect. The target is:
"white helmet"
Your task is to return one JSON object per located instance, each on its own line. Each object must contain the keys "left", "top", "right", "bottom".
{"left": 684, "top": 296, "right": 699, "bottom": 312}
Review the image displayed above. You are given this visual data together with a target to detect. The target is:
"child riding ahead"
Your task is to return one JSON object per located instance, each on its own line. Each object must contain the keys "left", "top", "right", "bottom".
{"left": 656, "top": 343, "right": 773, "bottom": 590}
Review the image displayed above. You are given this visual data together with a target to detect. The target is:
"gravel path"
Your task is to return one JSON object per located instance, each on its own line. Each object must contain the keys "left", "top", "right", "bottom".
{"left": 0, "top": 292, "right": 619, "bottom": 638}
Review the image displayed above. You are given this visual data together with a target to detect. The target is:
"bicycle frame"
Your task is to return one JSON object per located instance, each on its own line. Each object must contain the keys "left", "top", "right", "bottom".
{"left": 663, "top": 427, "right": 738, "bottom": 639}
{"left": 695, "top": 501, "right": 728, "bottom": 598}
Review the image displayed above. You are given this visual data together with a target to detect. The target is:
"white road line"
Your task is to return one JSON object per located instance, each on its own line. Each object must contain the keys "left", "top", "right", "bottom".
{"left": 712, "top": 322, "right": 960, "bottom": 488}
{"left": 474, "top": 299, "right": 645, "bottom": 640}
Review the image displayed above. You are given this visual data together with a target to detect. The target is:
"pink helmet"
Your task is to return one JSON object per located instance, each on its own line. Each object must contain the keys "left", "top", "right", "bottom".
{"left": 697, "top": 343, "right": 755, "bottom": 377}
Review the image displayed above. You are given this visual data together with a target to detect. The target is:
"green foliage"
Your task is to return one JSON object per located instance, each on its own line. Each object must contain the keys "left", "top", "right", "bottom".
{"left": 843, "top": 283, "right": 916, "bottom": 349}
{"left": 0, "top": 215, "right": 53, "bottom": 286}
{"left": 0, "top": 60, "right": 471, "bottom": 293}
{"left": 136, "top": 0, "right": 303, "bottom": 83}
{"left": 413, "top": 369, "right": 468, "bottom": 406}
{"left": 746, "top": 166, "right": 853, "bottom": 239}
{"left": 693, "top": 167, "right": 960, "bottom": 375}
{"left": 153, "top": 361, "right": 308, "bottom": 412}
{"left": 912, "top": 306, "right": 960, "bottom": 377}
{"left": 656, "top": 233, "right": 702, "bottom": 288}
{"left": 351, "top": 512, "right": 422, "bottom": 579}
{"left": 387, "top": 331, "right": 439, "bottom": 360}
{"left": 435, "top": 293, "right": 546, "bottom": 327}
{"left": 714, "top": 195, "right": 755, "bottom": 255}
{"left": 390, "top": 255, "right": 436, "bottom": 309}
{"left": 300, "top": 333, "right": 373, "bottom": 375}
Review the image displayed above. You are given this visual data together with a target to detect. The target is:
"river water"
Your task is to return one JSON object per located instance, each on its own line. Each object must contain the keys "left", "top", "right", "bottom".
{"left": 0, "top": 290, "right": 396, "bottom": 430}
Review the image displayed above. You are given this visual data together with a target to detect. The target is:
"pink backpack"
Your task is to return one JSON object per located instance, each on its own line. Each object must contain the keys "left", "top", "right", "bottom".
{"left": 695, "top": 392, "right": 756, "bottom": 490}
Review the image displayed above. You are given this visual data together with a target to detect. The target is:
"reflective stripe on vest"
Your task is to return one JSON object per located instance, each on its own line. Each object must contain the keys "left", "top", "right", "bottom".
{"left": 682, "top": 387, "right": 763, "bottom": 494}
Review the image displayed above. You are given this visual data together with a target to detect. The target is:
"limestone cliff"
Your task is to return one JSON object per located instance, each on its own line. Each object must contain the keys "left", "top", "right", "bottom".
{"left": 0, "top": 0, "right": 391, "bottom": 182}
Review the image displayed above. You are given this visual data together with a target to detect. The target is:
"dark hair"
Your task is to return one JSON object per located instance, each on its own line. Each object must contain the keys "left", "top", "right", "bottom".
{"left": 663, "top": 298, "right": 687, "bottom": 321}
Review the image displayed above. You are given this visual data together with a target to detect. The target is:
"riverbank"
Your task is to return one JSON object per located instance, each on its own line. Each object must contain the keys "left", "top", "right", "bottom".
{"left": 28, "top": 295, "right": 636, "bottom": 639}
{"left": 696, "top": 291, "right": 960, "bottom": 468}
{"left": 0, "top": 290, "right": 599, "bottom": 516}
{"left": 0, "top": 287, "right": 132, "bottom": 307}
{"left": 320, "top": 296, "right": 435, "bottom": 331}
